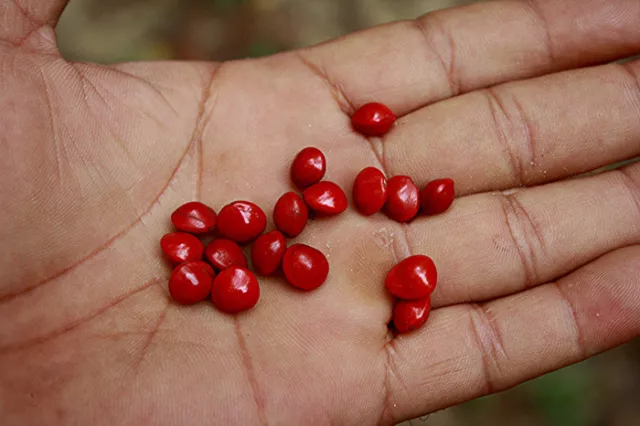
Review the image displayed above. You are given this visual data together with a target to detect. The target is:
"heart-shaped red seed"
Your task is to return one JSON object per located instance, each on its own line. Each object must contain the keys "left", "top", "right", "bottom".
{"left": 384, "top": 176, "right": 419, "bottom": 222}
{"left": 251, "top": 231, "right": 286, "bottom": 276}
{"left": 217, "top": 201, "right": 267, "bottom": 243}
{"left": 291, "top": 147, "right": 326, "bottom": 189}
{"left": 282, "top": 244, "right": 329, "bottom": 291}
{"left": 273, "top": 192, "right": 309, "bottom": 238}
{"left": 303, "top": 181, "right": 348, "bottom": 216}
{"left": 211, "top": 266, "right": 260, "bottom": 314}
{"left": 385, "top": 255, "right": 437, "bottom": 300}
{"left": 351, "top": 102, "right": 396, "bottom": 136}
{"left": 160, "top": 232, "right": 204, "bottom": 264}
{"left": 204, "top": 239, "right": 247, "bottom": 271}
{"left": 353, "top": 167, "right": 387, "bottom": 216}
{"left": 421, "top": 178, "right": 455, "bottom": 216}
{"left": 171, "top": 201, "right": 217, "bottom": 234}
{"left": 169, "top": 261, "right": 215, "bottom": 305}
{"left": 393, "top": 297, "right": 431, "bottom": 334}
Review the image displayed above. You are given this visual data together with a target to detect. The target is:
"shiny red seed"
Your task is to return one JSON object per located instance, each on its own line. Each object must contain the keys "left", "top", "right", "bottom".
{"left": 160, "top": 232, "right": 204, "bottom": 264}
{"left": 169, "top": 261, "right": 215, "bottom": 305}
{"left": 171, "top": 201, "right": 217, "bottom": 234}
{"left": 421, "top": 178, "right": 455, "bottom": 215}
{"left": 282, "top": 244, "right": 329, "bottom": 291}
{"left": 217, "top": 201, "right": 267, "bottom": 243}
{"left": 351, "top": 102, "right": 396, "bottom": 136}
{"left": 385, "top": 255, "right": 437, "bottom": 300}
{"left": 211, "top": 266, "right": 260, "bottom": 314}
{"left": 291, "top": 147, "right": 326, "bottom": 188}
{"left": 204, "top": 239, "right": 247, "bottom": 271}
{"left": 393, "top": 297, "right": 431, "bottom": 334}
{"left": 303, "top": 181, "right": 348, "bottom": 216}
{"left": 353, "top": 167, "right": 387, "bottom": 216}
{"left": 251, "top": 231, "right": 286, "bottom": 276}
{"left": 384, "top": 176, "right": 419, "bottom": 222}
{"left": 273, "top": 192, "right": 309, "bottom": 238}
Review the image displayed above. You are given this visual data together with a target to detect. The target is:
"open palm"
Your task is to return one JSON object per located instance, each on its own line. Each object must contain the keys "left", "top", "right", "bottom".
{"left": 1, "top": 1, "right": 639, "bottom": 425}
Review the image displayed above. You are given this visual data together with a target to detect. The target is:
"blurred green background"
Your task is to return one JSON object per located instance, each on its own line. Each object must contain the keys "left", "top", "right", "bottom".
{"left": 55, "top": 1, "right": 639, "bottom": 425}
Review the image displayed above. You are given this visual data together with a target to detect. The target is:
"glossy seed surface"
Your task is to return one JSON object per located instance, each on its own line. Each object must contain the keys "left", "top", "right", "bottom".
{"left": 385, "top": 255, "right": 437, "bottom": 300}
{"left": 282, "top": 244, "right": 329, "bottom": 291}
{"left": 160, "top": 232, "right": 204, "bottom": 264}
{"left": 169, "top": 261, "right": 215, "bottom": 305}
{"left": 205, "top": 239, "right": 247, "bottom": 271}
{"left": 303, "top": 181, "right": 348, "bottom": 216}
{"left": 351, "top": 102, "right": 396, "bottom": 136}
{"left": 217, "top": 201, "right": 267, "bottom": 243}
{"left": 273, "top": 192, "right": 309, "bottom": 238}
{"left": 291, "top": 147, "right": 326, "bottom": 188}
{"left": 353, "top": 167, "right": 387, "bottom": 216}
{"left": 384, "top": 176, "right": 419, "bottom": 222}
{"left": 171, "top": 201, "right": 217, "bottom": 234}
{"left": 251, "top": 231, "right": 286, "bottom": 276}
{"left": 421, "top": 178, "right": 455, "bottom": 216}
{"left": 211, "top": 267, "right": 260, "bottom": 313}
{"left": 393, "top": 297, "right": 431, "bottom": 334}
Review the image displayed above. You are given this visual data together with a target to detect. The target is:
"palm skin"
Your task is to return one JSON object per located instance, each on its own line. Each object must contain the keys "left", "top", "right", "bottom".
{"left": 1, "top": 1, "right": 640, "bottom": 425}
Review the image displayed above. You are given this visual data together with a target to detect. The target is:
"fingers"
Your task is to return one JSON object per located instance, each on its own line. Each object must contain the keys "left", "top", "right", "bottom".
{"left": 407, "top": 161, "right": 640, "bottom": 307}
{"left": 383, "top": 244, "right": 640, "bottom": 422}
{"left": 384, "top": 59, "right": 640, "bottom": 194}
{"left": 298, "top": 0, "right": 640, "bottom": 115}
{"left": 0, "top": 0, "right": 70, "bottom": 47}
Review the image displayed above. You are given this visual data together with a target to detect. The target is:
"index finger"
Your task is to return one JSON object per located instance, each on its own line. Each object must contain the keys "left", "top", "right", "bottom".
{"left": 298, "top": 0, "right": 640, "bottom": 115}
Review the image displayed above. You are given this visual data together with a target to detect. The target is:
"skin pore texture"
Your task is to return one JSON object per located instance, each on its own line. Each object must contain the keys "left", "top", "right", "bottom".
{"left": 0, "top": 0, "right": 640, "bottom": 425}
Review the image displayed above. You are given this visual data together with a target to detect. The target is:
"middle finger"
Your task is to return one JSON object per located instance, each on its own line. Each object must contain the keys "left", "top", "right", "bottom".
{"left": 382, "top": 59, "right": 640, "bottom": 194}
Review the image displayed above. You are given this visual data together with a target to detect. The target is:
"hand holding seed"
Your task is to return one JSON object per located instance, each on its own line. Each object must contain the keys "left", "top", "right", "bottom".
{"left": 1, "top": 1, "right": 639, "bottom": 425}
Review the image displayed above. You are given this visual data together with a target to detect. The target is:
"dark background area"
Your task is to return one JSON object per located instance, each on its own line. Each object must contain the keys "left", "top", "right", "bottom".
{"left": 55, "top": 1, "right": 640, "bottom": 425}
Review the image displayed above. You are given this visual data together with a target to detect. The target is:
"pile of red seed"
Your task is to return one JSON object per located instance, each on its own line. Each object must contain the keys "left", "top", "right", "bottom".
{"left": 160, "top": 102, "right": 455, "bottom": 333}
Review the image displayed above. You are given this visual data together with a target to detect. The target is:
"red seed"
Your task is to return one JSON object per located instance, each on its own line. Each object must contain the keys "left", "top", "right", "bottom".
{"left": 204, "top": 239, "right": 247, "bottom": 271}
{"left": 217, "top": 201, "right": 267, "bottom": 243}
{"left": 353, "top": 167, "right": 387, "bottom": 216}
{"left": 351, "top": 102, "right": 396, "bottom": 136}
{"left": 303, "top": 181, "right": 348, "bottom": 216}
{"left": 169, "top": 261, "right": 215, "bottom": 305}
{"left": 160, "top": 232, "right": 204, "bottom": 264}
{"left": 421, "top": 178, "right": 455, "bottom": 215}
{"left": 211, "top": 266, "right": 260, "bottom": 314}
{"left": 282, "top": 244, "right": 329, "bottom": 291}
{"left": 273, "top": 192, "right": 309, "bottom": 238}
{"left": 384, "top": 176, "right": 419, "bottom": 222}
{"left": 251, "top": 231, "right": 286, "bottom": 276}
{"left": 171, "top": 201, "right": 217, "bottom": 234}
{"left": 393, "top": 297, "right": 431, "bottom": 334}
{"left": 385, "top": 255, "right": 437, "bottom": 300}
{"left": 291, "top": 147, "right": 326, "bottom": 188}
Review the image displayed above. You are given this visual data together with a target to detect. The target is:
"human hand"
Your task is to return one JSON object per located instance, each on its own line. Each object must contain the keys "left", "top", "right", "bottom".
{"left": 1, "top": 0, "right": 639, "bottom": 424}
